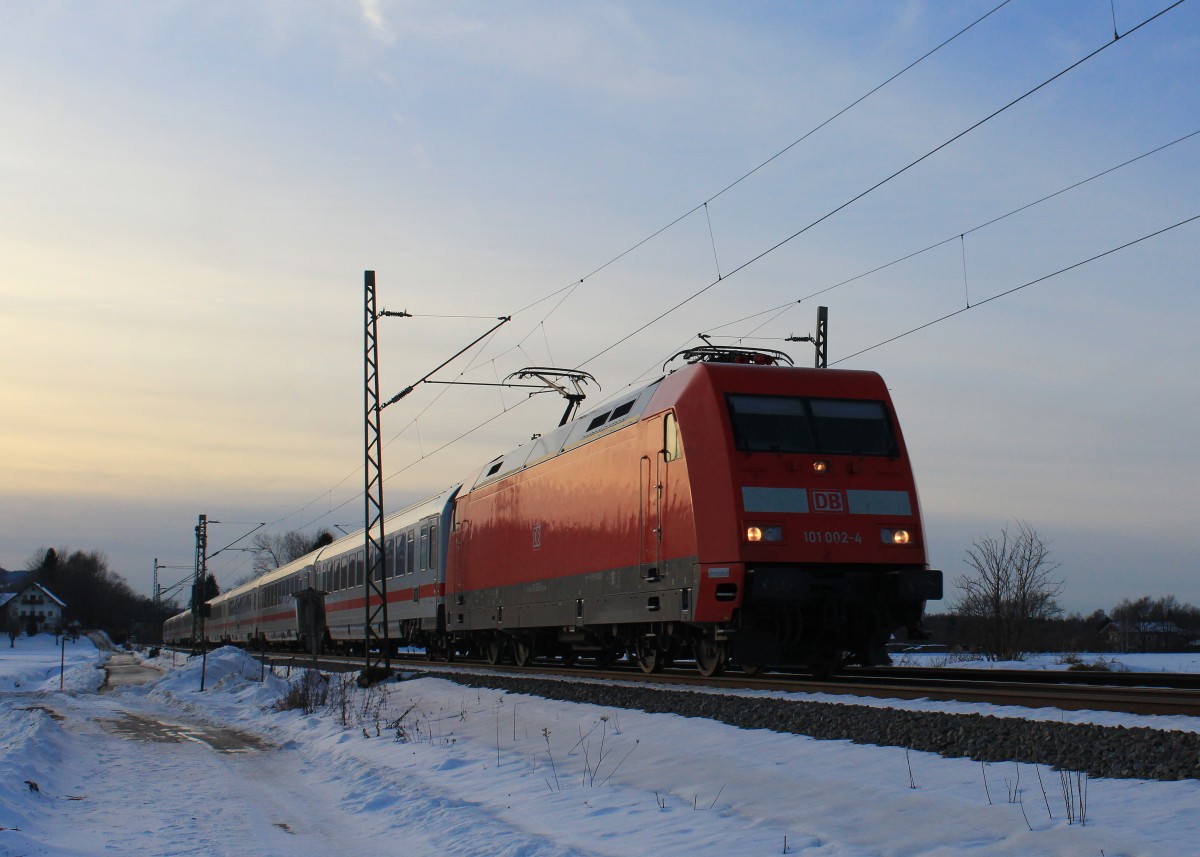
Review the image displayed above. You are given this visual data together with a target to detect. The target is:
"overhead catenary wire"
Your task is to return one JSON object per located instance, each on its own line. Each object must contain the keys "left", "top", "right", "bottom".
{"left": 832, "top": 212, "right": 1200, "bottom": 364}
{"left": 240, "top": 3, "right": 1020, "bottom": 547}
{"left": 223, "top": 2, "right": 1187, "bottom": 566}
{"left": 700, "top": 126, "right": 1200, "bottom": 340}
{"left": 576, "top": 0, "right": 1188, "bottom": 370}
{"left": 510, "top": 0, "right": 1016, "bottom": 319}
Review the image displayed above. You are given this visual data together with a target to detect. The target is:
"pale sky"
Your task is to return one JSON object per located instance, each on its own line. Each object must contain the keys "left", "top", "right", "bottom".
{"left": 2, "top": 1, "right": 1197, "bottom": 614}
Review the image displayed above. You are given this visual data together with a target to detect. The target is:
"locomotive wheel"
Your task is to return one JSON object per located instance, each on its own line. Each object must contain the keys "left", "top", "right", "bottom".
{"left": 485, "top": 637, "right": 503, "bottom": 665}
{"left": 513, "top": 639, "right": 533, "bottom": 668}
{"left": 693, "top": 639, "right": 727, "bottom": 677}
{"left": 635, "top": 640, "right": 662, "bottom": 674}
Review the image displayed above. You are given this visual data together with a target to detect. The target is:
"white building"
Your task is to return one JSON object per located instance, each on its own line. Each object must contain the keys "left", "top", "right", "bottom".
{"left": 1, "top": 582, "right": 66, "bottom": 634}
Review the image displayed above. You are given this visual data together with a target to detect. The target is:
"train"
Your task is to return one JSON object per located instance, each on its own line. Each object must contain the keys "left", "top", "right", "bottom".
{"left": 165, "top": 346, "right": 942, "bottom": 676}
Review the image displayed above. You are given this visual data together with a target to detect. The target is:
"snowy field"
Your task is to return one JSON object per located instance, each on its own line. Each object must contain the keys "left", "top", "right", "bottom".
{"left": 2, "top": 636, "right": 1199, "bottom": 857}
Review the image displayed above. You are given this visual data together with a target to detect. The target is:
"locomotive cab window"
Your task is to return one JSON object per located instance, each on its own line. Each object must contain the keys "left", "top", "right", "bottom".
{"left": 809, "top": 399, "right": 895, "bottom": 456}
{"left": 727, "top": 394, "right": 895, "bottom": 456}
{"left": 727, "top": 395, "right": 815, "bottom": 453}
{"left": 663, "top": 411, "right": 682, "bottom": 462}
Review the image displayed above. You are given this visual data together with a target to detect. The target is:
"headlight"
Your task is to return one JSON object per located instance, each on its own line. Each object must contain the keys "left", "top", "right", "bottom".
{"left": 881, "top": 528, "right": 911, "bottom": 545}
{"left": 746, "top": 526, "right": 783, "bottom": 543}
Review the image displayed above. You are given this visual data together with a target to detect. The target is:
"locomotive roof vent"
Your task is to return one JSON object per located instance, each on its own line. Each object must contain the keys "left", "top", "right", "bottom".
{"left": 664, "top": 345, "right": 794, "bottom": 370}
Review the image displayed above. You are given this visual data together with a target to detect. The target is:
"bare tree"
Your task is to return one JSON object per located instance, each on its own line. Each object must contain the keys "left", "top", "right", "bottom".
{"left": 952, "top": 520, "right": 1063, "bottom": 660}
{"left": 249, "top": 530, "right": 334, "bottom": 579}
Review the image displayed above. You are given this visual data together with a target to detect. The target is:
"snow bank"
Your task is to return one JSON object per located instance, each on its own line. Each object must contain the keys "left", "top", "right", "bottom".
{"left": 0, "top": 689, "right": 77, "bottom": 854}
{"left": 139, "top": 645, "right": 291, "bottom": 712}
{"left": 0, "top": 633, "right": 104, "bottom": 693}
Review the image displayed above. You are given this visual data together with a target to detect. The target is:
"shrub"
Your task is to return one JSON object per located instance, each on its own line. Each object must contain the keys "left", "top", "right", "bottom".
{"left": 274, "top": 669, "right": 328, "bottom": 714}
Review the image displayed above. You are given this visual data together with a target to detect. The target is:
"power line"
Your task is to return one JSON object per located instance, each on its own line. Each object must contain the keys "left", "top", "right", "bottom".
{"left": 512, "top": 0, "right": 1016, "bottom": 319}
{"left": 832, "top": 211, "right": 1200, "bottom": 364}
{"left": 575, "top": 0, "right": 1188, "bottom": 370}
{"left": 224, "top": 2, "right": 1187, "bottom": 555}
{"left": 701, "top": 127, "right": 1200, "bottom": 339}
{"left": 241, "top": 4, "right": 1019, "bottom": 540}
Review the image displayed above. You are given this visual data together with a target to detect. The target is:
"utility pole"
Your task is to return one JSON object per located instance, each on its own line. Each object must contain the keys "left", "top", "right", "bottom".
{"left": 814, "top": 305, "right": 828, "bottom": 369}
{"left": 191, "top": 515, "right": 208, "bottom": 652}
{"left": 192, "top": 514, "right": 209, "bottom": 692}
{"left": 787, "top": 305, "right": 829, "bottom": 368}
{"left": 362, "top": 271, "right": 392, "bottom": 685}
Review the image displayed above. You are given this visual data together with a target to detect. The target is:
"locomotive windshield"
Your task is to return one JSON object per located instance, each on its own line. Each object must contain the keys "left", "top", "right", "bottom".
{"left": 726, "top": 394, "right": 896, "bottom": 456}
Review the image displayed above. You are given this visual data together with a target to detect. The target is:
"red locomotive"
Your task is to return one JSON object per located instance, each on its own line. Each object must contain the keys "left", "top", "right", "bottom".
{"left": 166, "top": 347, "right": 941, "bottom": 676}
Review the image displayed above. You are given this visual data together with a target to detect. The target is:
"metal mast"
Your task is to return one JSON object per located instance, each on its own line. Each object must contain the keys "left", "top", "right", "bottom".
{"left": 814, "top": 305, "right": 828, "bottom": 369}
{"left": 363, "top": 271, "right": 391, "bottom": 683}
{"left": 191, "top": 514, "right": 208, "bottom": 652}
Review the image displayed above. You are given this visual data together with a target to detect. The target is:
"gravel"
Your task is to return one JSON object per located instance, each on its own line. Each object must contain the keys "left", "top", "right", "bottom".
{"left": 416, "top": 670, "right": 1200, "bottom": 782}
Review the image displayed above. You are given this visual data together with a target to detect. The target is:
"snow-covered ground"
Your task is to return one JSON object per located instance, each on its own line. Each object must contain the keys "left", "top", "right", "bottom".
{"left": 2, "top": 636, "right": 1198, "bottom": 857}
{"left": 894, "top": 649, "right": 1200, "bottom": 674}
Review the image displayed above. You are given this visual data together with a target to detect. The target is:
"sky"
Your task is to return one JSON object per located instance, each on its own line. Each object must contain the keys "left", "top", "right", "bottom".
{"left": 1, "top": 1, "right": 1197, "bottom": 614}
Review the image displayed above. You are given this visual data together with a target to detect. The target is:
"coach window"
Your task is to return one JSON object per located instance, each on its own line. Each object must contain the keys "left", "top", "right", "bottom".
{"left": 406, "top": 531, "right": 416, "bottom": 574}
{"left": 419, "top": 524, "right": 430, "bottom": 571}
{"left": 429, "top": 523, "right": 438, "bottom": 570}
{"left": 663, "top": 412, "right": 682, "bottom": 462}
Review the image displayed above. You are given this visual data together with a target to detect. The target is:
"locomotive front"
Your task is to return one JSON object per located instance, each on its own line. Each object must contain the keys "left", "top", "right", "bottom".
{"left": 670, "top": 358, "right": 942, "bottom": 674}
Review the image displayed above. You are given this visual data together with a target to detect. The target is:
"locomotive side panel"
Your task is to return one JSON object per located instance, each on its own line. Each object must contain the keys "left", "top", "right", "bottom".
{"left": 449, "top": 411, "right": 700, "bottom": 634}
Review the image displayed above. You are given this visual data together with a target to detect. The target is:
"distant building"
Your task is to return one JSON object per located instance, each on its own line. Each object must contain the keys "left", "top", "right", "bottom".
{"left": 1, "top": 582, "right": 66, "bottom": 634}
{"left": 1103, "top": 619, "right": 1197, "bottom": 653}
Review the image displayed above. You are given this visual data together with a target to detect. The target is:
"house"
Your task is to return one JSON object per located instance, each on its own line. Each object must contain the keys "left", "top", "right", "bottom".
{"left": 1, "top": 582, "right": 66, "bottom": 635}
{"left": 1103, "top": 619, "right": 1197, "bottom": 653}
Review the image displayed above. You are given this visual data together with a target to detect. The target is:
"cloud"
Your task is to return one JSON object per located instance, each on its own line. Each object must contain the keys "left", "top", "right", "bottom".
{"left": 359, "top": 0, "right": 387, "bottom": 40}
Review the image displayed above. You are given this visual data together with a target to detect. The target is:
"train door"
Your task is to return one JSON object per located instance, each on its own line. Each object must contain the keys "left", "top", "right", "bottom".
{"left": 640, "top": 416, "right": 665, "bottom": 581}
{"left": 448, "top": 520, "right": 461, "bottom": 626}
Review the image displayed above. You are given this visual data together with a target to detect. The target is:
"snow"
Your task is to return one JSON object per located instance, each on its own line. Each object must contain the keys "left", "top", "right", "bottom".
{"left": 2, "top": 636, "right": 1198, "bottom": 856}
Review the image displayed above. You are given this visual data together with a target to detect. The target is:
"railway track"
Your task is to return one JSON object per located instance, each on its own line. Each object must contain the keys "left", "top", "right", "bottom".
{"left": 239, "top": 650, "right": 1200, "bottom": 717}
{"left": 160, "top": 646, "right": 1200, "bottom": 780}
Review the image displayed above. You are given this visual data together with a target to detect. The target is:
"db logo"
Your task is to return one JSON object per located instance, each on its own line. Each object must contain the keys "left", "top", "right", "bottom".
{"left": 811, "top": 490, "right": 845, "bottom": 513}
